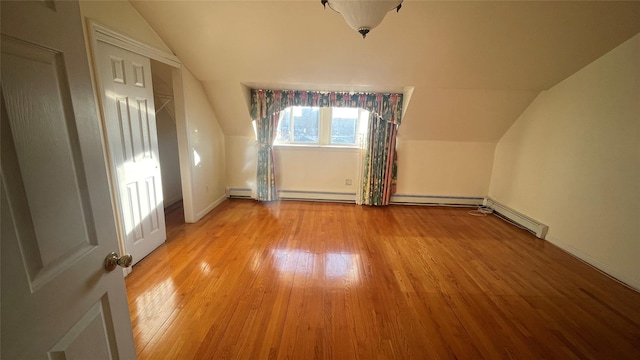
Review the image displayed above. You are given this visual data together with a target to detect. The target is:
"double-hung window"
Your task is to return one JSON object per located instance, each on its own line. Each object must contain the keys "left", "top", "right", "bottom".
{"left": 275, "top": 106, "right": 369, "bottom": 147}
{"left": 277, "top": 106, "right": 320, "bottom": 144}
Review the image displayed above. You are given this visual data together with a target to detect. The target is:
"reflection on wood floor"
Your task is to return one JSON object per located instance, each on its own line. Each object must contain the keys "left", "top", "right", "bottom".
{"left": 126, "top": 199, "right": 640, "bottom": 359}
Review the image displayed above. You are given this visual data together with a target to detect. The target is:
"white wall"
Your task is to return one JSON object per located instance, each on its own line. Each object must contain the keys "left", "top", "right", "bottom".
{"left": 396, "top": 140, "right": 495, "bottom": 197}
{"left": 275, "top": 147, "right": 360, "bottom": 194}
{"left": 226, "top": 136, "right": 257, "bottom": 193}
{"left": 178, "top": 68, "right": 227, "bottom": 220}
{"left": 489, "top": 34, "right": 640, "bottom": 289}
{"left": 225, "top": 140, "right": 359, "bottom": 197}
{"left": 225, "top": 138, "right": 494, "bottom": 201}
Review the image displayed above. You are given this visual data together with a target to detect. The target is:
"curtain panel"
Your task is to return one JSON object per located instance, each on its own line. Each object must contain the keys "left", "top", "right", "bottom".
{"left": 358, "top": 114, "right": 399, "bottom": 206}
{"left": 255, "top": 111, "right": 279, "bottom": 201}
{"left": 250, "top": 89, "right": 403, "bottom": 203}
{"left": 250, "top": 90, "right": 403, "bottom": 125}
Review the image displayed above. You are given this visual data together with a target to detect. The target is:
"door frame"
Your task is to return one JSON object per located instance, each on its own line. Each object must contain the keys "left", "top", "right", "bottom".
{"left": 85, "top": 20, "right": 196, "bottom": 272}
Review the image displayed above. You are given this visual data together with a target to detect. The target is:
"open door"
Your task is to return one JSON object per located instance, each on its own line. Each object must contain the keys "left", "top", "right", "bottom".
{"left": 94, "top": 41, "right": 167, "bottom": 266}
{"left": 1, "top": 0, "right": 136, "bottom": 358}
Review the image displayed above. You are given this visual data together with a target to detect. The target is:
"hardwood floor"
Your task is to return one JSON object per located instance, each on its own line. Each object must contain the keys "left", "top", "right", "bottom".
{"left": 126, "top": 199, "right": 640, "bottom": 359}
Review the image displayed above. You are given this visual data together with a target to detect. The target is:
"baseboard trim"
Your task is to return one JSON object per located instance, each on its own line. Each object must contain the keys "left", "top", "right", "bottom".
{"left": 484, "top": 198, "right": 549, "bottom": 239}
{"left": 546, "top": 235, "right": 640, "bottom": 291}
{"left": 192, "top": 194, "right": 227, "bottom": 223}
{"left": 390, "top": 194, "right": 484, "bottom": 207}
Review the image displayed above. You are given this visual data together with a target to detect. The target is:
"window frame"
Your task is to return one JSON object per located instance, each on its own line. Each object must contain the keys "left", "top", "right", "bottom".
{"left": 277, "top": 106, "right": 321, "bottom": 145}
{"left": 329, "top": 107, "right": 362, "bottom": 146}
{"left": 274, "top": 106, "right": 368, "bottom": 148}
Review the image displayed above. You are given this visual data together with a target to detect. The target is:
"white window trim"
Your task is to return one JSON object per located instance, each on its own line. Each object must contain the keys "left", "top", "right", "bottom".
{"left": 273, "top": 143, "right": 360, "bottom": 151}
{"left": 274, "top": 106, "right": 368, "bottom": 149}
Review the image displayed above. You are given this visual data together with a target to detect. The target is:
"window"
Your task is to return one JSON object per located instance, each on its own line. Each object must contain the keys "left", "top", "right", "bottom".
{"left": 275, "top": 106, "right": 369, "bottom": 146}
{"left": 277, "top": 106, "right": 319, "bottom": 144}
{"left": 331, "top": 108, "right": 358, "bottom": 144}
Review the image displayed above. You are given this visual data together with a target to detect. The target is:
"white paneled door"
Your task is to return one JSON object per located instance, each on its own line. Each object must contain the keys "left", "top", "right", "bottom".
{"left": 95, "top": 41, "right": 166, "bottom": 266}
{"left": 1, "top": 1, "right": 136, "bottom": 359}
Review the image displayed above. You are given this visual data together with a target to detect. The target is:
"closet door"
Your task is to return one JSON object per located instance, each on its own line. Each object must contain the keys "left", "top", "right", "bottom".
{"left": 95, "top": 40, "right": 167, "bottom": 266}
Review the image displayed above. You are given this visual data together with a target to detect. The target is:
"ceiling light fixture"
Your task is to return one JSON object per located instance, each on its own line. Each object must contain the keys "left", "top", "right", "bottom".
{"left": 321, "top": 0, "right": 403, "bottom": 39}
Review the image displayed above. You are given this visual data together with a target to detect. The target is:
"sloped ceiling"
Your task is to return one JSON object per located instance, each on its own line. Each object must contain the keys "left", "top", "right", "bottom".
{"left": 130, "top": 0, "right": 640, "bottom": 141}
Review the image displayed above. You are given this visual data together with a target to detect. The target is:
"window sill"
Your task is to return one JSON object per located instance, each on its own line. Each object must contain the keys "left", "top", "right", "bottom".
{"left": 273, "top": 143, "right": 361, "bottom": 152}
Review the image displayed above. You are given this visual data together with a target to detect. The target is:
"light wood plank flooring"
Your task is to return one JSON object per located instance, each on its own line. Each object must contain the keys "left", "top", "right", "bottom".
{"left": 126, "top": 199, "right": 640, "bottom": 359}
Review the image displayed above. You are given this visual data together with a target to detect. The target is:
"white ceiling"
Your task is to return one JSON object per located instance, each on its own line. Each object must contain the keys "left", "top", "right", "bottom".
{"left": 131, "top": 0, "right": 640, "bottom": 141}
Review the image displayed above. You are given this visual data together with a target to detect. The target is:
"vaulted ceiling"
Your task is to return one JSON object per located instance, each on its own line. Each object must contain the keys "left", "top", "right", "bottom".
{"left": 131, "top": 0, "right": 640, "bottom": 141}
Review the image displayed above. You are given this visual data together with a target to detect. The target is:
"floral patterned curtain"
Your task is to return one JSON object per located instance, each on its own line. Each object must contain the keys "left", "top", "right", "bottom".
{"left": 250, "top": 89, "right": 403, "bottom": 203}
{"left": 358, "top": 114, "right": 399, "bottom": 205}
{"left": 254, "top": 110, "right": 279, "bottom": 201}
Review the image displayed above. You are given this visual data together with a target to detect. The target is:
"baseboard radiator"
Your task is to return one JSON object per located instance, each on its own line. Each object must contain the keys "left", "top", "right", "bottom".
{"left": 278, "top": 190, "right": 356, "bottom": 202}
{"left": 227, "top": 188, "right": 356, "bottom": 203}
{"left": 227, "top": 187, "right": 252, "bottom": 199}
{"left": 228, "top": 188, "right": 486, "bottom": 207}
{"left": 226, "top": 189, "right": 547, "bottom": 238}
{"left": 484, "top": 198, "right": 549, "bottom": 239}
{"left": 390, "top": 194, "right": 484, "bottom": 207}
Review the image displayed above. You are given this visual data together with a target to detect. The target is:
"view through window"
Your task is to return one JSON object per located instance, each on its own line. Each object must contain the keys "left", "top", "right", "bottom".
{"left": 276, "top": 106, "right": 369, "bottom": 146}
{"left": 277, "top": 107, "right": 319, "bottom": 143}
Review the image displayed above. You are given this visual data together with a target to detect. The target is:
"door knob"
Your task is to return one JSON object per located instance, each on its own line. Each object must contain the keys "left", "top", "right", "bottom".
{"left": 104, "top": 252, "right": 133, "bottom": 271}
